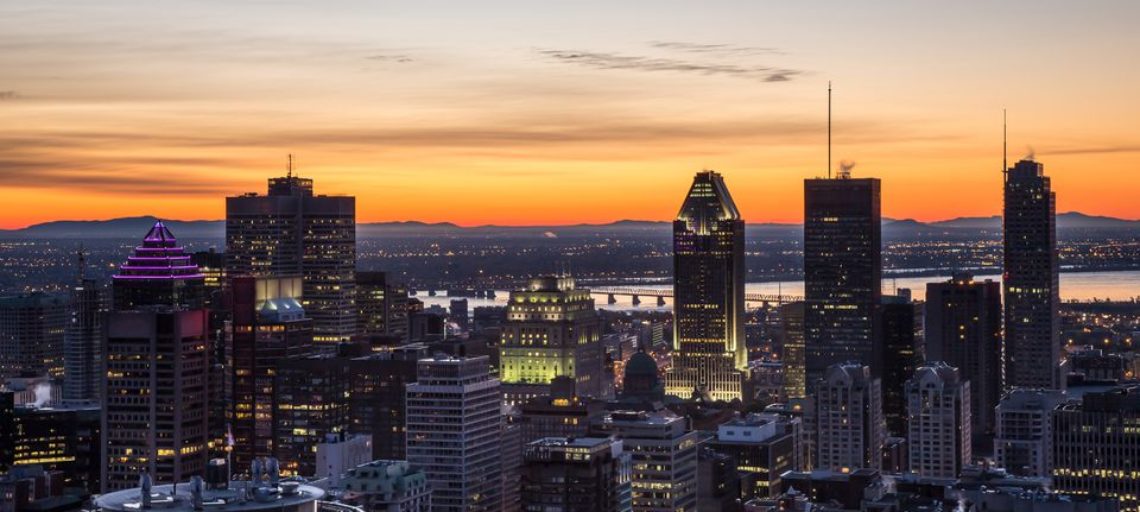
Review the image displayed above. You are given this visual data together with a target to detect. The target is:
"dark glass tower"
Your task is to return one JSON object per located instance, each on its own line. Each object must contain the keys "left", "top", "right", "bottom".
{"left": 880, "top": 294, "right": 921, "bottom": 437}
{"left": 111, "top": 221, "right": 206, "bottom": 311}
{"left": 1003, "top": 158, "right": 1062, "bottom": 390}
{"left": 803, "top": 175, "right": 882, "bottom": 387}
{"left": 665, "top": 170, "right": 746, "bottom": 402}
{"left": 925, "top": 272, "right": 1002, "bottom": 448}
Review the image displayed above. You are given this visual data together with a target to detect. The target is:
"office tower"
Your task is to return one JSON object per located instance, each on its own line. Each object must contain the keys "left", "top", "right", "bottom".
{"left": 226, "top": 169, "right": 356, "bottom": 343}
{"left": 521, "top": 437, "right": 632, "bottom": 512}
{"left": 502, "top": 419, "right": 523, "bottom": 512}
{"left": 63, "top": 278, "right": 105, "bottom": 403}
{"left": 102, "top": 308, "right": 210, "bottom": 491}
{"left": 880, "top": 295, "right": 921, "bottom": 437}
{"left": 356, "top": 271, "right": 410, "bottom": 339}
{"left": 667, "top": 170, "right": 747, "bottom": 402}
{"left": 406, "top": 355, "right": 502, "bottom": 512}
{"left": 994, "top": 389, "right": 1065, "bottom": 478}
{"left": 925, "top": 273, "right": 1002, "bottom": 445}
{"left": 779, "top": 302, "right": 806, "bottom": 399}
{"left": 340, "top": 460, "right": 432, "bottom": 512}
{"left": 1003, "top": 158, "right": 1062, "bottom": 390}
{"left": 225, "top": 276, "right": 314, "bottom": 469}
{"left": 517, "top": 376, "right": 605, "bottom": 445}
{"left": 815, "top": 363, "right": 884, "bottom": 471}
{"left": 273, "top": 353, "right": 352, "bottom": 477}
{"left": 349, "top": 344, "right": 427, "bottom": 461}
{"left": 697, "top": 447, "right": 741, "bottom": 512}
{"left": 905, "top": 362, "right": 971, "bottom": 478}
{"left": 499, "top": 275, "right": 604, "bottom": 405}
{"left": 6, "top": 402, "right": 103, "bottom": 494}
{"left": 0, "top": 293, "right": 67, "bottom": 380}
{"left": 1053, "top": 386, "right": 1140, "bottom": 511}
{"left": 112, "top": 221, "right": 206, "bottom": 311}
{"left": 710, "top": 413, "right": 797, "bottom": 500}
{"left": 598, "top": 411, "right": 698, "bottom": 512}
{"left": 803, "top": 175, "right": 882, "bottom": 387}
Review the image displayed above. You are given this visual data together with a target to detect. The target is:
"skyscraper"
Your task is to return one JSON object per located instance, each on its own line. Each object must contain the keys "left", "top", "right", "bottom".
{"left": 499, "top": 275, "right": 604, "bottom": 405}
{"left": 994, "top": 388, "right": 1065, "bottom": 478}
{"left": 597, "top": 411, "right": 698, "bottom": 512}
{"left": 0, "top": 293, "right": 67, "bottom": 380}
{"left": 778, "top": 301, "right": 806, "bottom": 399}
{"left": 112, "top": 221, "right": 206, "bottom": 311}
{"left": 925, "top": 273, "right": 1002, "bottom": 445}
{"left": 804, "top": 175, "right": 882, "bottom": 388}
{"left": 226, "top": 168, "right": 356, "bottom": 343}
{"left": 406, "top": 355, "right": 502, "bottom": 512}
{"left": 521, "top": 437, "right": 632, "bottom": 512}
{"left": 225, "top": 276, "right": 314, "bottom": 469}
{"left": 1003, "top": 158, "right": 1062, "bottom": 390}
{"left": 1053, "top": 385, "right": 1140, "bottom": 511}
{"left": 63, "top": 278, "right": 106, "bottom": 403}
{"left": 666, "top": 170, "right": 747, "bottom": 402}
{"left": 880, "top": 294, "right": 921, "bottom": 437}
{"left": 356, "top": 271, "right": 409, "bottom": 340}
{"left": 815, "top": 363, "right": 884, "bottom": 472}
{"left": 102, "top": 308, "right": 210, "bottom": 491}
{"left": 905, "top": 362, "right": 971, "bottom": 479}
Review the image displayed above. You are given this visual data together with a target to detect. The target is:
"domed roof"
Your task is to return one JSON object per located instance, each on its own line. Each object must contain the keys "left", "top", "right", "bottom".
{"left": 625, "top": 351, "right": 659, "bottom": 378}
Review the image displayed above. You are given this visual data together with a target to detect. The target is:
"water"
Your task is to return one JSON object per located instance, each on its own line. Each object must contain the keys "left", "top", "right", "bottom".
{"left": 414, "top": 270, "right": 1140, "bottom": 312}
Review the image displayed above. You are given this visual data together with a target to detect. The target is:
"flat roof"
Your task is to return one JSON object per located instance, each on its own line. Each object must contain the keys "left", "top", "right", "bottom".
{"left": 95, "top": 481, "right": 325, "bottom": 512}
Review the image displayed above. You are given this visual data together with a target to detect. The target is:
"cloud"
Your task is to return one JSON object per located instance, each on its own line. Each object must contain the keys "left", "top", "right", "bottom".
{"left": 365, "top": 54, "right": 413, "bottom": 63}
{"left": 1040, "top": 145, "right": 1140, "bottom": 156}
{"left": 0, "top": 91, "right": 16, "bottom": 100}
{"left": 649, "top": 41, "right": 784, "bottom": 56}
{"left": 537, "top": 49, "right": 801, "bottom": 83}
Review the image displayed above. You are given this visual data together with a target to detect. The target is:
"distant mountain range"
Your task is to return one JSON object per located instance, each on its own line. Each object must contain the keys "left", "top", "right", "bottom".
{"left": 1, "top": 212, "right": 1137, "bottom": 239}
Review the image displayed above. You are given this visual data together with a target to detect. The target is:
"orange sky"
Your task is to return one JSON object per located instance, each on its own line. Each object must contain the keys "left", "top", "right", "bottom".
{"left": 2, "top": 1, "right": 1139, "bottom": 228}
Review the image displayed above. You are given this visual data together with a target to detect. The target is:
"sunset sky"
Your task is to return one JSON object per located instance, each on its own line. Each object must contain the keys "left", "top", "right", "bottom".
{"left": 2, "top": 1, "right": 1139, "bottom": 228}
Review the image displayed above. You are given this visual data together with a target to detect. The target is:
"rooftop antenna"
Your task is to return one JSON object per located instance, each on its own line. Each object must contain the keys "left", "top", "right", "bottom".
{"left": 287, "top": 154, "right": 294, "bottom": 179}
{"left": 828, "top": 81, "right": 832, "bottom": 179}
{"left": 1002, "top": 109, "right": 1008, "bottom": 180}
{"left": 76, "top": 244, "right": 86, "bottom": 284}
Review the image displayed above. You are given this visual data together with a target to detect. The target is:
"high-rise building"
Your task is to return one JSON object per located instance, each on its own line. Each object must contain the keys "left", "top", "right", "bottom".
{"left": 925, "top": 273, "right": 1002, "bottom": 445}
{"left": 499, "top": 275, "right": 604, "bottom": 405}
{"left": 517, "top": 376, "right": 605, "bottom": 445}
{"left": 994, "top": 389, "right": 1065, "bottom": 478}
{"left": 226, "top": 170, "right": 356, "bottom": 343}
{"left": 3, "top": 401, "right": 103, "bottom": 495}
{"left": 63, "top": 278, "right": 106, "bottom": 403}
{"left": 667, "top": 170, "right": 747, "bottom": 402}
{"left": 0, "top": 293, "right": 67, "bottom": 380}
{"left": 273, "top": 353, "right": 352, "bottom": 477}
{"left": 697, "top": 447, "right": 741, "bottom": 512}
{"left": 1003, "top": 158, "right": 1062, "bottom": 390}
{"left": 905, "top": 362, "right": 971, "bottom": 478}
{"left": 112, "top": 221, "right": 206, "bottom": 311}
{"left": 778, "top": 302, "right": 806, "bottom": 399}
{"left": 1053, "top": 385, "right": 1140, "bottom": 511}
{"left": 356, "top": 271, "right": 410, "bottom": 339}
{"left": 596, "top": 411, "right": 698, "bottom": 512}
{"left": 102, "top": 308, "right": 210, "bottom": 491}
{"left": 225, "top": 276, "right": 314, "bottom": 469}
{"left": 349, "top": 344, "right": 427, "bottom": 462}
{"left": 521, "top": 436, "right": 632, "bottom": 512}
{"left": 815, "top": 363, "right": 884, "bottom": 472}
{"left": 709, "top": 413, "right": 797, "bottom": 500}
{"left": 880, "top": 294, "right": 921, "bottom": 437}
{"left": 406, "top": 355, "right": 502, "bottom": 512}
{"left": 804, "top": 176, "right": 882, "bottom": 388}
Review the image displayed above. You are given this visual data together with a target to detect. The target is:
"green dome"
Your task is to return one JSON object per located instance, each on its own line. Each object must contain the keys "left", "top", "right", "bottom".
{"left": 625, "top": 351, "right": 659, "bottom": 378}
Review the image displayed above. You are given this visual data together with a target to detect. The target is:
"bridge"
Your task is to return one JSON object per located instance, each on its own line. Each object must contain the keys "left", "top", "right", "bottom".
{"left": 591, "top": 286, "right": 803, "bottom": 306}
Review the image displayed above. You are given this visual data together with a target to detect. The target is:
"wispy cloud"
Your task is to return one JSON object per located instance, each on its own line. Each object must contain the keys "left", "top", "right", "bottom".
{"left": 1041, "top": 145, "right": 1140, "bottom": 156}
{"left": 0, "top": 91, "right": 17, "bottom": 100}
{"left": 537, "top": 49, "right": 800, "bottom": 82}
{"left": 649, "top": 41, "right": 784, "bottom": 56}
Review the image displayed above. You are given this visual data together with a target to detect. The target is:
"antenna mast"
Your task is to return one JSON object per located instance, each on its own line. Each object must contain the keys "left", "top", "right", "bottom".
{"left": 828, "top": 81, "right": 832, "bottom": 179}
{"left": 287, "top": 154, "right": 294, "bottom": 179}
{"left": 1002, "top": 109, "right": 1007, "bottom": 179}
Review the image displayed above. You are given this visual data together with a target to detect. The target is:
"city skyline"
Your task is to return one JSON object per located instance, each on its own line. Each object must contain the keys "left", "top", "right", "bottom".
{"left": 3, "top": 1, "right": 1140, "bottom": 229}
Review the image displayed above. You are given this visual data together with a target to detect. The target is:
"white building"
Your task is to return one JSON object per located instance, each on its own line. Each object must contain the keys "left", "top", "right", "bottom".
{"left": 994, "top": 389, "right": 1065, "bottom": 478}
{"left": 316, "top": 433, "right": 373, "bottom": 483}
{"left": 815, "top": 363, "right": 884, "bottom": 472}
{"left": 905, "top": 362, "right": 971, "bottom": 478}
{"left": 405, "top": 356, "right": 501, "bottom": 512}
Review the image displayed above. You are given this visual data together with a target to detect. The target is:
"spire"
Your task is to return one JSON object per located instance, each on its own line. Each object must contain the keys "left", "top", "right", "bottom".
{"left": 828, "top": 81, "right": 832, "bottom": 179}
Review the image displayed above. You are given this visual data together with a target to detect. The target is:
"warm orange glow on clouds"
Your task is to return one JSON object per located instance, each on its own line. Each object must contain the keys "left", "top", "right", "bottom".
{"left": 2, "top": 1, "right": 1139, "bottom": 228}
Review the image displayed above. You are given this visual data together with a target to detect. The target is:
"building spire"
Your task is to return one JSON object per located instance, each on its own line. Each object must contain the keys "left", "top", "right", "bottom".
{"left": 1002, "top": 109, "right": 1008, "bottom": 178}
{"left": 287, "top": 154, "right": 294, "bottom": 179}
{"left": 828, "top": 81, "right": 832, "bottom": 179}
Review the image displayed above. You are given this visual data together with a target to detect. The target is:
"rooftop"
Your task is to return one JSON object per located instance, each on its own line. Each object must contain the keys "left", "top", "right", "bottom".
{"left": 95, "top": 481, "right": 326, "bottom": 512}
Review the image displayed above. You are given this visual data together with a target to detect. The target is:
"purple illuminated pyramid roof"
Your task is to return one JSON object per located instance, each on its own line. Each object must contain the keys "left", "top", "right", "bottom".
{"left": 113, "top": 221, "right": 205, "bottom": 281}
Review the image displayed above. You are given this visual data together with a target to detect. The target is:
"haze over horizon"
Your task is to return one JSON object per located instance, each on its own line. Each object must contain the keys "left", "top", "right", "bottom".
{"left": 3, "top": 0, "right": 1139, "bottom": 229}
